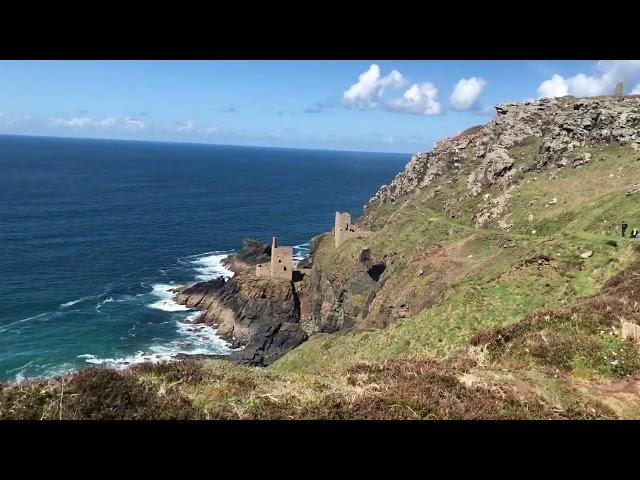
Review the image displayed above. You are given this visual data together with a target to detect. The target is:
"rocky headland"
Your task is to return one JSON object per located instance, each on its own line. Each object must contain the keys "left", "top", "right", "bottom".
{"left": 174, "top": 240, "right": 307, "bottom": 366}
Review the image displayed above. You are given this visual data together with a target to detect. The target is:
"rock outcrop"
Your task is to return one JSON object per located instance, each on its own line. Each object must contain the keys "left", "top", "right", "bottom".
{"left": 175, "top": 272, "right": 306, "bottom": 366}
{"left": 222, "top": 239, "right": 271, "bottom": 273}
{"left": 364, "top": 95, "right": 640, "bottom": 221}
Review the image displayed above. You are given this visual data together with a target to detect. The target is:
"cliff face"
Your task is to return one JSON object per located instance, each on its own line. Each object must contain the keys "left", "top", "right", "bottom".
{"left": 307, "top": 244, "right": 388, "bottom": 332}
{"left": 175, "top": 272, "right": 307, "bottom": 366}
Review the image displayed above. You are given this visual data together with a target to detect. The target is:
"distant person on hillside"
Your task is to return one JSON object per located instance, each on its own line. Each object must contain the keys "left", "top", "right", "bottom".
{"left": 622, "top": 222, "right": 628, "bottom": 237}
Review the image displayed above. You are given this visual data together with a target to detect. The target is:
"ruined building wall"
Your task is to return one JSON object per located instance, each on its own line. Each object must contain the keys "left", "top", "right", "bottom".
{"left": 335, "top": 211, "right": 370, "bottom": 248}
{"left": 271, "top": 245, "right": 293, "bottom": 280}
{"left": 335, "top": 211, "right": 354, "bottom": 248}
{"left": 255, "top": 237, "right": 293, "bottom": 280}
{"left": 256, "top": 262, "right": 271, "bottom": 277}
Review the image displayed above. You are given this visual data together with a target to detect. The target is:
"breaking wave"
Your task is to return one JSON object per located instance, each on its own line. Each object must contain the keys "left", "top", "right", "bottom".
{"left": 60, "top": 295, "right": 98, "bottom": 308}
{"left": 78, "top": 320, "right": 234, "bottom": 368}
{"left": 189, "top": 251, "right": 235, "bottom": 281}
{"left": 147, "top": 284, "right": 190, "bottom": 312}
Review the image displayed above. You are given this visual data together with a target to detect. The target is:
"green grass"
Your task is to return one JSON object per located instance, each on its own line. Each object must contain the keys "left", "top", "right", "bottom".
{"left": 280, "top": 149, "right": 639, "bottom": 379}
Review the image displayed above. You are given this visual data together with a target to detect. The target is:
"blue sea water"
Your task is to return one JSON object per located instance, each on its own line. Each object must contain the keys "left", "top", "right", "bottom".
{"left": 0, "top": 135, "right": 408, "bottom": 382}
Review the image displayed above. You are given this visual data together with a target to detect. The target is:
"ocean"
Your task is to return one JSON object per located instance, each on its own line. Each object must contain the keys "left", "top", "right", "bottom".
{"left": 0, "top": 134, "right": 408, "bottom": 382}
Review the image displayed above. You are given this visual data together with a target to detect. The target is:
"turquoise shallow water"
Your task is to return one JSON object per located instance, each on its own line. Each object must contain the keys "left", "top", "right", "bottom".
{"left": 0, "top": 134, "right": 408, "bottom": 381}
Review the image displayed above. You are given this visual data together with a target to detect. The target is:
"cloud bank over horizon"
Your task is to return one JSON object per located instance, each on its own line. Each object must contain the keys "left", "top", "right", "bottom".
{"left": 537, "top": 60, "right": 640, "bottom": 98}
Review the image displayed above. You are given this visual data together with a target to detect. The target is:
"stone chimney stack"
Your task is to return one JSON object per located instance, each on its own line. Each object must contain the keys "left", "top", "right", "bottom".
{"left": 615, "top": 82, "right": 623, "bottom": 99}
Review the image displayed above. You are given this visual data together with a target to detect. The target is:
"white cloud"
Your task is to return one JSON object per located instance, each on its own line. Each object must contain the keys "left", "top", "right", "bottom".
{"left": 386, "top": 82, "right": 442, "bottom": 115}
{"left": 343, "top": 64, "right": 406, "bottom": 109}
{"left": 538, "top": 74, "right": 569, "bottom": 98}
{"left": 0, "top": 113, "right": 32, "bottom": 127}
{"left": 48, "top": 116, "right": 93, "bottom": 128}
{"left": 202, "top": 126, "right": 221, "bottom": 135}
{"left": 176, "top": 121, "right": 195, "bottom": 132}
{"left": 537, "top": 60, "right": 640, "bottom": 98}
{"left": 632, "top": 83, "right": 640, "bottom": 95}
{"left": 450, "top": 77, "right": 487, "bottom": 111}
{"left": 98, "top": 117, "right": 117, "bottom": 127}
{"left": 124, "top": 117, "right": 145, "bottom": 131}
{"left": 48, "top": 116, "right": 118, "bottom": 128}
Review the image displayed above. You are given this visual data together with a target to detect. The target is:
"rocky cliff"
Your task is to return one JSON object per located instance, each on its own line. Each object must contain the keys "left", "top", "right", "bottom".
{"left": 175, "top": 272, "right": 307, "bottom": 366}
{"left": 365, "top": 95, "right": 640, "bottom": 224}
{"left": 308, "top": 246, "right": 386, "bottom": 332}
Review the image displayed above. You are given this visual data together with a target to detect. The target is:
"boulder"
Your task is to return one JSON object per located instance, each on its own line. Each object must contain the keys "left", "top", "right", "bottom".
{"left": 627, "top": 183, "right": 640, "bottom": 196}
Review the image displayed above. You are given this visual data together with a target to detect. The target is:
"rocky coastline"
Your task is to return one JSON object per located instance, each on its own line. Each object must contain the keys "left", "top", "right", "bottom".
{"left": 173, "top": 240, "right": 308, "bottom": 366}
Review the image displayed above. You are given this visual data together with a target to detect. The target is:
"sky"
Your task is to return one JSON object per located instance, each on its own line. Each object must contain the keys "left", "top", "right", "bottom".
{"left": 1, "top": 60, "right": 639, "bottom": 153}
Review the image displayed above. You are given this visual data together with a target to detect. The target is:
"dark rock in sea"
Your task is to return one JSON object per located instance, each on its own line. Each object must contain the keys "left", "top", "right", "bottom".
{"left": 173, "top": 353, "right": 228, "bottom": 362}
{"left": 221, "top": 238, "right": 272, "bottom": 274}
{"left": 174, "top": 271, "right": 307, "bottom": 366}
{"left": 296, "top": 257, "right": 311, "bottom": 269}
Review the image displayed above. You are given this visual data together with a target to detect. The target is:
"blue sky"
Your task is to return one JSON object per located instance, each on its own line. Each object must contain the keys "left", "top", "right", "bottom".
{"left": 1, "top": 60, "right": 639, "bottom": 153}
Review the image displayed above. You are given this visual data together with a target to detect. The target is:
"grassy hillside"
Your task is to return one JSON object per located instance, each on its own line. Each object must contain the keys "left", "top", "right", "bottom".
{"left": 275, "top": 144, "right": 640, "bottom": 373}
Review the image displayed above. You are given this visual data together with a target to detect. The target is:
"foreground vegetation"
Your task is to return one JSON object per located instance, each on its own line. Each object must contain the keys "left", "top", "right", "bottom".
{"left": 3, "top": 248, "right": 640, "bottom": 419}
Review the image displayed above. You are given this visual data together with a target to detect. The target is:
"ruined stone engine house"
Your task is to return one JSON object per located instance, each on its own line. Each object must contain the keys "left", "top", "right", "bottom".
{"left": 335, "top": 211, "right": 368, "bottom": 248}
{"left": 256, "top": 236, "right": 294, "bottom": 281}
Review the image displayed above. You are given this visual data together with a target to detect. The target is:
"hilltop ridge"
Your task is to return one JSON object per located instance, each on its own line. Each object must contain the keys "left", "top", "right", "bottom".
{"left": 366, "top": 95, "right": 640, "bottom": 222}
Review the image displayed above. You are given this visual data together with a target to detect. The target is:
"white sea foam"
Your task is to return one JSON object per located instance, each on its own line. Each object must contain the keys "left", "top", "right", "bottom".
{"left": 190, "top": 251, "right": 235, "bottom": 281}
{"left": 174, "top": 321, "right": 233, "bottom": 351}
{"left": 60, "top": 295, "right": 97, "bottom": 308}
{"left": 78, "top": 321, "right": 234, "bottom": 368}
{"left": 0, "top": 312, "right": 51, "bottom": 333}
{"left": 16, "top": 312, "right": 49, "bottom": 323}
{"left": 75, "top": 250, "right": 238, "bottom": 372}
{"left": 293, "top": 242, "right": 310, "bottom": 261}
{"left": 79, "top": 352, "right": 167, "bottom": 367}
{"left": 97, "top": 295, "right": 133, "bottom": 306}
{"left": 11, "top": 361, "right": 76, "bottom": 383}
{"left": 147, "top": 283, "right": 190, "bottom": 311}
